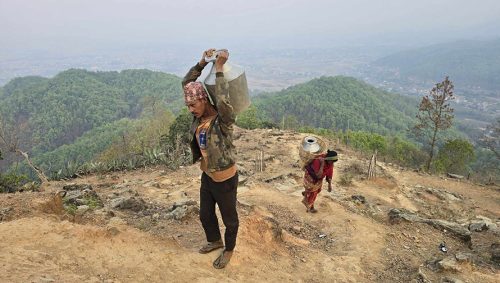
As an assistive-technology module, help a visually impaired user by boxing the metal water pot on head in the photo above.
[299,135,327,168]
[203,49,250,114]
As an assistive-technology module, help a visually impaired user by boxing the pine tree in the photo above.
[413,77,455,171]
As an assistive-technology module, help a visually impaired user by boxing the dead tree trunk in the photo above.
[367,150,377,179]
[1,116,49,184]
[16,149,49,183]
[255,149,264,173]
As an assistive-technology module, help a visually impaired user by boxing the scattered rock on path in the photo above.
[437,256,461,272]
[109,196,147,212]
[388,208,424,224]
[351,195,366,204]
[469,221,488,232]
[63,183,93,191]
[164,199,198,220]
[455,252,473,263]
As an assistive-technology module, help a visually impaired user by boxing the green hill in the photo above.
[373,39,500,90]
[0,69,184,175]
[31,118,138,177]
[0,69,183,154]
[252,76,418,135]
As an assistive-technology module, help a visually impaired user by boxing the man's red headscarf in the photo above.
[184,82,208,104]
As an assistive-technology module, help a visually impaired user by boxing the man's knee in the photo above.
[224,218,239,232]
[199,210,214,224]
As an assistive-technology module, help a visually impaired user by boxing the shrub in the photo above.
[346,161,365,175]
[434,139,475,174]
[338,173,353,186]
[0,172,28,193]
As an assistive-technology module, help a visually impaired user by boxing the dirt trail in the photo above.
[1,128,498,282]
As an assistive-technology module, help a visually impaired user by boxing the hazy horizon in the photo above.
[1,0,500,87]
[2,0,500,51]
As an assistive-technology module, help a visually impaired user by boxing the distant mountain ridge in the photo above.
[373,38,500,89]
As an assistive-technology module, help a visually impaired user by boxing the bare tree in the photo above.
[0,115,48,183]
[480,118,500,159]
[413,77,455,171]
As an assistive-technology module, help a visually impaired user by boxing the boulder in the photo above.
[424,219,471,242]
[424,187,462,202]
[64,188,100,206]
[163,199,198,220]
[169,200,197,211]
[167,205,198,220]
[455,252,473,263]
[388,209,471,242]
[168,205,188,220]
[109,196,147,212]
[469,221,488,232]
[388,208,424,224]
[470,216,498,232]
[437,256,461,272]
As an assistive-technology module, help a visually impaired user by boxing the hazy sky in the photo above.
[1,0,500,52]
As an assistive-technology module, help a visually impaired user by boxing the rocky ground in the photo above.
[0,128,499,283]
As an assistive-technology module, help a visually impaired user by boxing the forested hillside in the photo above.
[252,76,418,135]
[373,39,500,90]
[0,69,183,175]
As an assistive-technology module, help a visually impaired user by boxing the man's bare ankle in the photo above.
[223,250,233,260]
